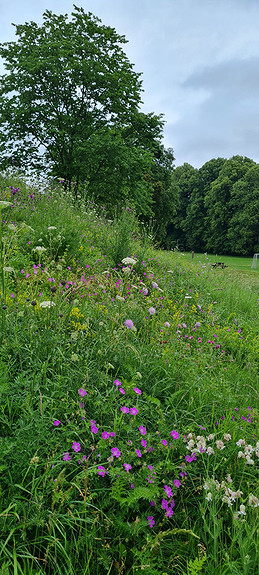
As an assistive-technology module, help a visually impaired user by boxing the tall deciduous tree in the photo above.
[227,165,259,255]
[184,157,226,252]
[204,155,255,253]
[0,6,164,215]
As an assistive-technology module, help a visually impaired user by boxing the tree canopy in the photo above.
[0,5,177,222]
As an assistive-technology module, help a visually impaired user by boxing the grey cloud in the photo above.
[183,57,259,97]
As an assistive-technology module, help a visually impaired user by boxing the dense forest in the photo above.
[166,155,259,256]
[0,7,258,256]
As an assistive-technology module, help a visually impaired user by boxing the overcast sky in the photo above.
[1,0,259,167]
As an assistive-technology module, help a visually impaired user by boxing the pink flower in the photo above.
[102,431,110,439]
[53,420,60,426]
[147,515,155,528]
[148,307,156,315]
[139,425,146,435]
[97,466,106,477]
[161,439,167,446]
[72,442,81,452]
[135,449,142,457]
[173,479,181,488]
[121,406,129,414]
[134,387,142,395]
[124,319,134,329]
[119,387,125,394]
[170,430,179,439]
[91,425,98,434]
[141,438,147,448]
[130,407,138,415]
[166,507,174,517]
[164,485,173,498]
[164,321,170,328]
[111,447,121,458]
[114,379,121,386]
[162,498,168,510]
[78,388,87,397]
[123,463,132,472]
[62,452,71,461]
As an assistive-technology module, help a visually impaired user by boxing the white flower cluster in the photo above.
[203,475,259,514]
[121,257,138,266]
[236,438,259,465]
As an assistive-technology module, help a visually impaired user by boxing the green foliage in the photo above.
[0,7,168,220]
[168,155,259,256]
[0,176,258,574]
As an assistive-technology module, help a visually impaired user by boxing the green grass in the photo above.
[0,177,258,575]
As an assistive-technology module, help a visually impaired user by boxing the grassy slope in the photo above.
[0,178,258,575]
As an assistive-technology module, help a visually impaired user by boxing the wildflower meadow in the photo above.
[0,175,258,575]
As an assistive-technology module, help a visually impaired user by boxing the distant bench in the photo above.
[212,262,228,269]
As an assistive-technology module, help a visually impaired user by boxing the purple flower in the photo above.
[147,515,155,528]
[123,463,132,472]
[130,407,138,415]
[170,430,179,439]
[134,387,142,395]
[162,498,168,510]
[173,479,181,488]
[91,425,98,434]
[114,379,121,386]
[185,453,197,463]
[139,425,146,435]
[97,466,106,477]
[119,387,125,394]
[166,507,174,518]
[53,420,60,426]
[72,442,81,452]
[111,447,121,458]
[121,406,129,414]
[62,452,71,461]
[161,439,167,446]
[135,449,142,458]
[124,319,134,329]
[164,321,170,328]
[102,431,110,439]
[148,307,156,315]
[78,388,87,397]
[141,438,147,448]
[149,501,155,506]
[164,485,173,498]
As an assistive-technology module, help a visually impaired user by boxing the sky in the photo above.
[0,0,259,168]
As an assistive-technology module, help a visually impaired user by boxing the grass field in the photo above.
[0,177,258,575]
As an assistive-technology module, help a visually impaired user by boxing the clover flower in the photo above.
[148,307,156,315]
[124,319,134,329]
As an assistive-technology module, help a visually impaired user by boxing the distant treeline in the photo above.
[163,155,259,256]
